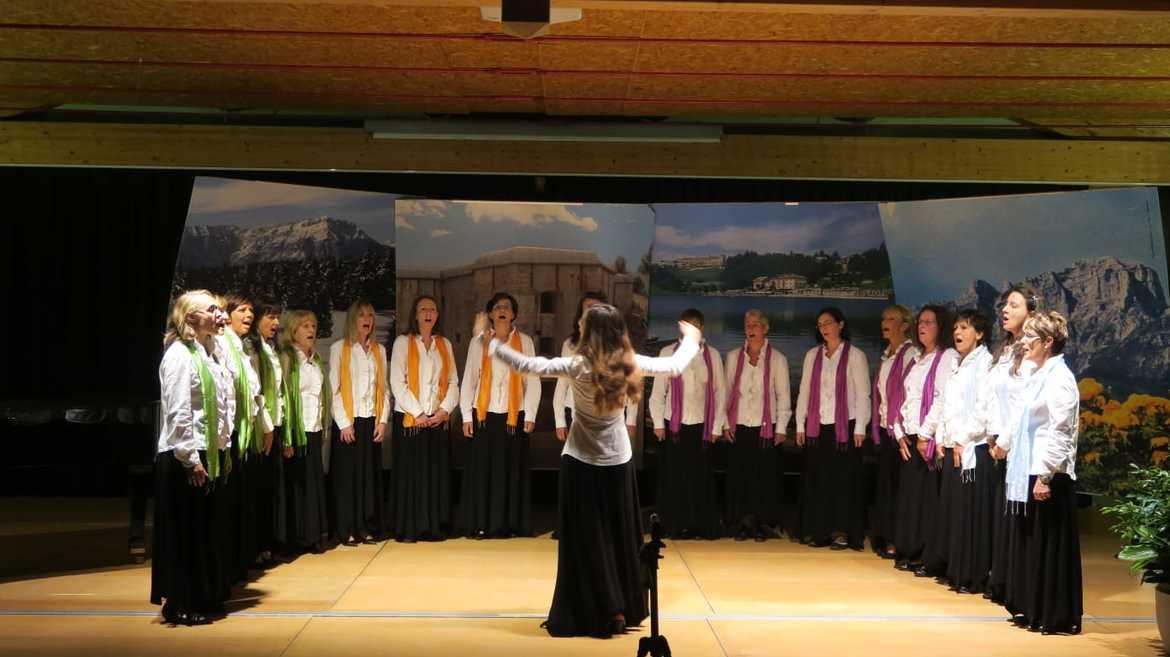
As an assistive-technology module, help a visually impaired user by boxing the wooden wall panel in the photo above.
[2,122,1167,184]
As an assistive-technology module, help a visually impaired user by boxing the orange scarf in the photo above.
[403,334,451,429]
[340,339,385,423]
[476,329,523,429]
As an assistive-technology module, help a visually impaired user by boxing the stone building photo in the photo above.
[394,200,655,468]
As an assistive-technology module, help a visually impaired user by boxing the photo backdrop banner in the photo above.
[646,201,894,398]
[879,187,1169,495]
[394,199,655,467]
[173,177,397,353]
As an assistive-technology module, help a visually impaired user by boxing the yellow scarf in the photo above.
[340,339,385,423]
[403,334,451,429]
[476,329,523,429]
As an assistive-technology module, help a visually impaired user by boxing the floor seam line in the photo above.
[276,615,313,657]
[326,538,390,612]
[671,541,718,616]
[706,617,732,657]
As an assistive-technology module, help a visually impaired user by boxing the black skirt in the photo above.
[726,424,778,536]
[461,411,531,537]
[219,433,252,584]
[285,430,329,549]
[654,423,720,539]
[893,435,929,562]
[545,455,647,638]
[987,456,1011,602]
[330,416,384,540]
[799,422,864,548]
[1002,473,1083,634]
[391,411,452,541]
[150,450,230,612]
[255,430,286,551]
[947,444,996,593]
[870,428,901,552]
[924,446,961,576]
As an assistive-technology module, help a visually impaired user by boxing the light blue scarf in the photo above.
[1005,355,1063,511]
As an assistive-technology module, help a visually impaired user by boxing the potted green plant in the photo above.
[1102,464,1170,643]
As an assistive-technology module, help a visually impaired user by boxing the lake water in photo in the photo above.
[647,294,890,391]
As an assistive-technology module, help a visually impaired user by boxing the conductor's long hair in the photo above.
[577,303,641,414]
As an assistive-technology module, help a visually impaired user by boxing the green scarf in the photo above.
[282,347,331,454]
[187,341,224,479]
[226,335,257,458]
[255,339,281,434]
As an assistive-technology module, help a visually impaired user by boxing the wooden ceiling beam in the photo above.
[1,120,1166,184]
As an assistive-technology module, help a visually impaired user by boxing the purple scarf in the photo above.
[870,341,912,445]
[907,350,945,462]
[805,341,852,446]
[669,341,717,443]
[726,342,773,444]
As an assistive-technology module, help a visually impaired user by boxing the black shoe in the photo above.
[473,529,487,540]
[396,536,416,544]
[734,530,748,542]
[809,538,831,548]
[161,601,180,624]
[361,536,379,545]
[678,528,692,540]
[184,611,211,626]
[754,529,767,543]
[913,566,933,578]
[550,530,559,540]
[894,560,915,571]
[829,537,848,551]
[341,537,359,547]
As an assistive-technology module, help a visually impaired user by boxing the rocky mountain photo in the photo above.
[947,256,1170,386]
[174,217,395,338]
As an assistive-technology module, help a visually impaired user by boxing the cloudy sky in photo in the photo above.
[186,177,397,245]
[650,202,886,262]
[395,199,654,270]
[880,187,1168,307]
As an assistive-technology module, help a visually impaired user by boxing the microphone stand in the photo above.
[637,513,670,657]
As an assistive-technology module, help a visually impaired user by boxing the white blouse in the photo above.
[249,338,284,431]
[723,343,792,434]
[876,341,919,429]
[897,347,959,440]
[292,348,328,434]
[216,331,267,433]
[552,337,638,429]
[459,329,541,422]
[1019,354,1079,479]
[490,335,700,466]
[936,345,992,449]
[795,343,871,434]
[389,334,460,418]
[329,338,391,429]
[976,343,1035,452]
[648,342,727,437]
[157,339,233,468]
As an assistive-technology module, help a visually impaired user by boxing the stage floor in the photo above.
[0,498,1159,657]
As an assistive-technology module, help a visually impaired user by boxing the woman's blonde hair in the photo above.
[280,309,318,352]
[163,289,217,348]
[343,299,376,344]
[882,304,913,331]
[744,308,770,332]
[577,303,641,414]
[1011,311,1069,375]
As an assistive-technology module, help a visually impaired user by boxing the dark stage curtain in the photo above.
[1,169,194,404]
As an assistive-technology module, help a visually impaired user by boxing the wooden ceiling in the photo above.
[2,1,1170,137]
